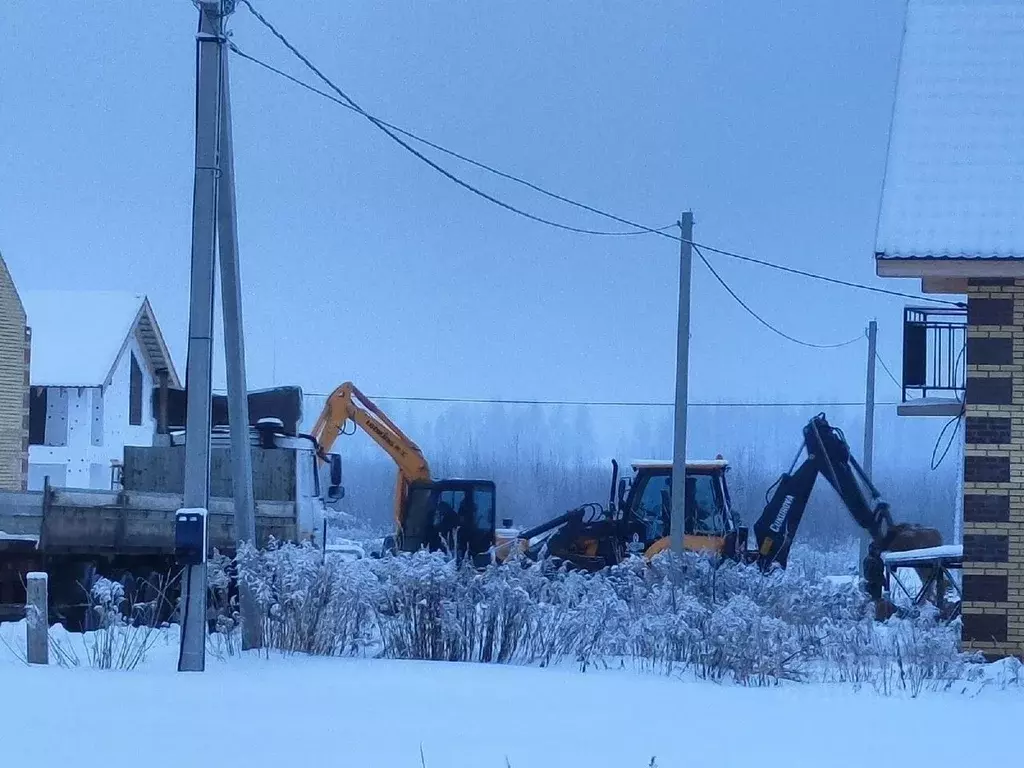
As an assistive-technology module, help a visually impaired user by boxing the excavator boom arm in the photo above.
[310,382,431,527]
[753,413,893,568]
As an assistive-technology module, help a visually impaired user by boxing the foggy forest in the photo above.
[314,394,963,547]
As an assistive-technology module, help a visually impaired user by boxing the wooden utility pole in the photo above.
[671,212,694,554]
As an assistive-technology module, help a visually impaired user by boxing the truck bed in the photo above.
[0,487,296,555]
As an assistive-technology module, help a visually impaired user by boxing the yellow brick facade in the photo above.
[962,279,1024,658]
[0,253,29,491]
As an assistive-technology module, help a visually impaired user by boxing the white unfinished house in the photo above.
[22,291,180,490]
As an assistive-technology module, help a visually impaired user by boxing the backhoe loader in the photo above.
[309,382,503,563]
[519,413,942,596]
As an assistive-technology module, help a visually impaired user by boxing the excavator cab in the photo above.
[396,479,497,565]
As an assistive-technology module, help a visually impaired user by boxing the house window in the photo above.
[28,388,47,446]
[129,353,143,426]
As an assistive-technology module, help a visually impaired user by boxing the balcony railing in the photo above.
[901,305,967,409]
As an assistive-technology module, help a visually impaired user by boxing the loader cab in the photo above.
[619,459,736,556]
[398,479,497,565]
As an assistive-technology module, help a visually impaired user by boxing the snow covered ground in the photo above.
[2,622,1023,768]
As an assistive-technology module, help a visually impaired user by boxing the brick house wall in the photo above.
[0,255,30,491]
[962,278,1024,658]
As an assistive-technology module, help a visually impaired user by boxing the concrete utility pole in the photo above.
[215,8,260,652]
[26,572,48,665]
[859,320,878,575]
[671,212,694,555]
[179,0,230,673]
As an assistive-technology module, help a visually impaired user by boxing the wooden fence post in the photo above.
[26,572,48,665]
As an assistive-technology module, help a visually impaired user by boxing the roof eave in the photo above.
[138,298,182,389]
[877,255,1024,280]
[98,297,181,390]
[30,382,105,390]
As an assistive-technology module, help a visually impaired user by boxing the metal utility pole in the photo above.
[671,212,694,555]
[859,320,878,576]
[179,0,230,673]
[216,10,260,652]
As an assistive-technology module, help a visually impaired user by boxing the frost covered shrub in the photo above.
[239,540,378,656]
[373,552,531,663]
[236,542,971,689]
[608,553,868,684]
[368,552,635,668]
[44,577,163,670]
[785,540,859,582]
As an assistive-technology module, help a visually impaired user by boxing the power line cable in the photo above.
[930,406,965,470]
[230,33,961,311]
[249,390,898,408]
[690,242,964,308]
[692,243,863,349]
[228,44,678,237]
[874,351,902,391]
[235,3,655,237]
[232,15,895,351]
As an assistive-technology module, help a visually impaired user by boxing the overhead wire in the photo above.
[230,26,958,313]
[234,3,654,237]
[874,352,902,391]
[233,0,966,361]
[227,39,894,350]
[931,407,965,470]
[690,242,964,309]
[270,391,900,408]
[227,45,678,237]
[692,243,863,349]
[930,342,967,470]
[210,388,897,408]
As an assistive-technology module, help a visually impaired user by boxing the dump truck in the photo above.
[0,417,345,626]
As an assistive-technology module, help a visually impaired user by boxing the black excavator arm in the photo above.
[752,413,894,570]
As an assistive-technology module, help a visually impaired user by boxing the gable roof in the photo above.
[875,0,1024,259]
[21,290,181,389]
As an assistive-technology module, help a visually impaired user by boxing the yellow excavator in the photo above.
[309,382,502,563]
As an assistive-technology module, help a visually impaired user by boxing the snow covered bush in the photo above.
[238,540,379,657]
[234,542,973,690]
[43,577,163,670]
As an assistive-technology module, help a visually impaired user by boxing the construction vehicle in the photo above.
[309,382,501,563]
[0,410,346,627]
[515,457,743,570]
[518,413,938,586]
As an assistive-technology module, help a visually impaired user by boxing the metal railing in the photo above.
[902,306,967,403]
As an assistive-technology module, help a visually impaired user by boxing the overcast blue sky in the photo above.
[1,0,923,404]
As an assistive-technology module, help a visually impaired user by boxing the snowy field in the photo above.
[2,621,1024,768]
[3,541,1024,768]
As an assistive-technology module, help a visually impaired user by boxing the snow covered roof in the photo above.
[875,0,1024,259]
[21,290,180,389]
[881,544,963,564]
